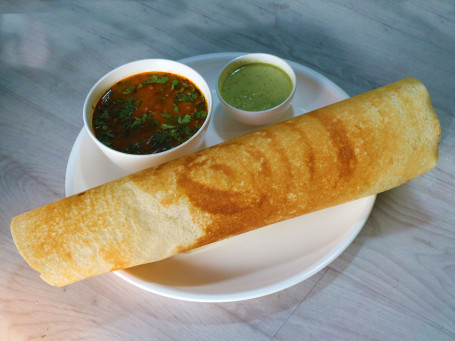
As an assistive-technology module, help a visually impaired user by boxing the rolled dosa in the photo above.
[10,78,440,287]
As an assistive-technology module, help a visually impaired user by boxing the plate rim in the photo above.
[115,196,375,303]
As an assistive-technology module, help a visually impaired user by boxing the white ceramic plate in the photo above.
[66,52,376,302]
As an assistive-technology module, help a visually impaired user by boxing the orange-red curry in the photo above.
[92,72,208,154]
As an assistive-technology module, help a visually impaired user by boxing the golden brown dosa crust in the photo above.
[10,78,440,286]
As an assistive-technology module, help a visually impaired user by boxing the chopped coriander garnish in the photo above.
[92,71,208,155]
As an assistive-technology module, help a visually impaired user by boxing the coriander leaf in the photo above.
[124,141,144,154]
[177,114,191,125]
[143,76,169,84]
[100,109,109,119]
[99,130,114,146]
[161,123,175,129]
[131,117,142,129]
[175,92,197,102]
[161,112,172,119]
[122,86,135,94]
[196,98,206,110]
[152,130,169,144]
[194,111,207,119]
[93,108,110,127]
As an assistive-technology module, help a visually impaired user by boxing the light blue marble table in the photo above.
[1,1,454,340]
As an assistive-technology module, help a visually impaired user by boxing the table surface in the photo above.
[1,1,454,340]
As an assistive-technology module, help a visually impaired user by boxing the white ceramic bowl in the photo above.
[216,53,296,125]
[83,59,213,173]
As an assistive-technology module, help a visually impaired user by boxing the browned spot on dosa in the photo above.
[315,115,357,183]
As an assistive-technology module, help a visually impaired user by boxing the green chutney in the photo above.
[221,62,293,112]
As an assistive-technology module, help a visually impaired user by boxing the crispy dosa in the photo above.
[10,78,440,287]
